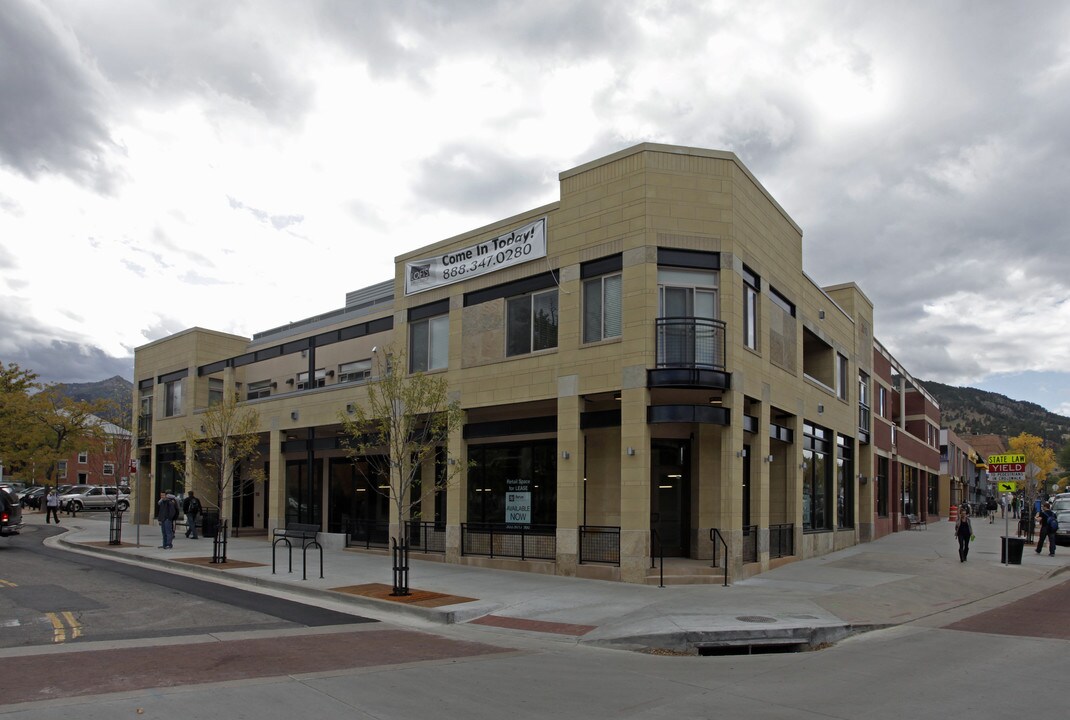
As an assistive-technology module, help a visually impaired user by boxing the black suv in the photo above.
[1,487,23,536]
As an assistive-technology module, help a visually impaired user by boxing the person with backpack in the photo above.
[157,489,179,549]
[182,490,202,539]
[1035,502,1058,557]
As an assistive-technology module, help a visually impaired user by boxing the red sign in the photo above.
[988,463,1025,474]
[129,460,138,474]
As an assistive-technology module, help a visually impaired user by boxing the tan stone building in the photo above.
[133,143,941,584]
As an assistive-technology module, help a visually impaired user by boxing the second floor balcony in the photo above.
[655,317,726,371]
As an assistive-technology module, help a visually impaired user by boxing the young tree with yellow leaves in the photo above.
[1008,432,1057,510]
[175,390,264,533]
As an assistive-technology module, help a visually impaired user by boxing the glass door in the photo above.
[650,440,691,557]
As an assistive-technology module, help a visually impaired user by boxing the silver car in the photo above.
[61,485,130,512]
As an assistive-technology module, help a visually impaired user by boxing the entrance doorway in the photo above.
[650,439,691,557]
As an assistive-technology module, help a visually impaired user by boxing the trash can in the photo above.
[1001,536,1026,565]
[201,510,220,539]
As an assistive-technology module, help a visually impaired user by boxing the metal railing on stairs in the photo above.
[709,528,729,587]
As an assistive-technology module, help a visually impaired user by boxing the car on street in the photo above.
[1054,510,1070,547]
[1050,497,1070,514]
[0,487,23,536]
[60,485,130,512]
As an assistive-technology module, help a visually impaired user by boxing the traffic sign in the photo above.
[988,462,1025,474]
[997,482,1019,492]
[987,453,1025,465]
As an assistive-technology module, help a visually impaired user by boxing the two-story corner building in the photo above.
[133,142,940,584]
[940,429,985,516]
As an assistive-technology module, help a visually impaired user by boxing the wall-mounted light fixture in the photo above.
[817,403,825,414]
[561,450,570,459]
[449,458,456,465]
[858,473,868,485]
[286,378,295,385]
[345,403,355,414]
[627,447,635,456]
[709,396,723,405]
[301,349,308,358]
[290,411,299,421]
[765,454,774,463]
[736,450,744,458]
[200,424,206,433]
[819,310,826,319]
[326,370,335,378]
[270,381,277,389]
[799,462,806,469]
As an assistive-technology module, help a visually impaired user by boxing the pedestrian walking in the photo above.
[157,490,179,549]
[1035,502,1057,557]
[955,511,973,562]
[45,487,60,524]
[986,497,997,523]
[182,490,201,539]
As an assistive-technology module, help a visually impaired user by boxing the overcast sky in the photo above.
[2,0,1069,415]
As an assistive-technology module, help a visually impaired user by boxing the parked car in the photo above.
[19,486,46,509]
[60,485,130,512]
[1050,497,1070,514]
[0,488,23,536]
[1054,510,1070,547]
[57,485,92,511]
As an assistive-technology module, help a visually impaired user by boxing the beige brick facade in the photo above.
[134,143,941,584]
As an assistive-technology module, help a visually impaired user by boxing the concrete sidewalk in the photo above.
[42,511,1069,653]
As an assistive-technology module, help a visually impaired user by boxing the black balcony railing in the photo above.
[461,523,556,560]
[579,525,620,565]
[655,317,726,370]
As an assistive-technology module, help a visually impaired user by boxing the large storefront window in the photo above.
[901,465,919,516]
[837,434,854,529]
[286,460,322,526]
[327,457,388,533]
[876,456,889,517]
[802,422,832,531]
[927,471,938,515]
[467,441,556,526]
[155,443,185,498]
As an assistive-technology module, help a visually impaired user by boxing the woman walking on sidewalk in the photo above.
[956,511,974,562]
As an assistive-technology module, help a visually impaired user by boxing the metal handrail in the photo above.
[709,528,728,587]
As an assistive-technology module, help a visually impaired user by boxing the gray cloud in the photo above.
[413,144,550,215]
[227,196,305,231]
[0,0,122,192]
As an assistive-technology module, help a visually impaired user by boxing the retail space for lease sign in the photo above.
[404,217,547,295]
[505,478,532,529]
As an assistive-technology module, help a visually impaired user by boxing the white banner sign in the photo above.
[404,217,547,295]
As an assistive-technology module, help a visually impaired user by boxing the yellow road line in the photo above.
[46,612,65,643]
[61,611,82,639]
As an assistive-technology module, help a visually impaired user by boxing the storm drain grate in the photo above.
[698,641,808,656]
[735,615,777,623]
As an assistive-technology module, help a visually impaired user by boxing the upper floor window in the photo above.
[858,371,871,433]
[742,266,760,350]
[506,289,558,356]
[583,273,621,343]
[57,460,67,479]
[338,360,372,384]
[247,380,272,400]
[208,377,224,407]
[658,268,717,319]
[836,354,849,401]
[410,314,449,372]
[78,450,88,464]
[877,386,888,418]
[297,369,326,390]
[164,379,183,417]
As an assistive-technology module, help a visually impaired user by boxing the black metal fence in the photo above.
[770,523,794,559]
[579,525,620,565]
[461,523,556,560]
[742,524,758,563]
[405,521,446,554]
[346,519,390,549]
